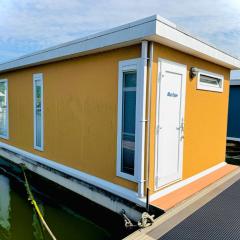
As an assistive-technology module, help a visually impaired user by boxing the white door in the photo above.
[155,59,187,190]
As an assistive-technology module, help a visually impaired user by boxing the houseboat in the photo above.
[228,79,240,142]
[0,15,239,222]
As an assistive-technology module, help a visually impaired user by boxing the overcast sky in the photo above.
[0,0,240,77]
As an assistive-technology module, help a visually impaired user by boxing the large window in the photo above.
[117,59,140,181]
[33,74,43,151]
[197,70,224,92]
[0,80,8,139]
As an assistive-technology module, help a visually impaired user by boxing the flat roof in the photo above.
[1,14,240,73]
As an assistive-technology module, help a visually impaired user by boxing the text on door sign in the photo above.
[167,92,178,97]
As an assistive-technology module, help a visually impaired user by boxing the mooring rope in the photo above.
[21,165,58,240]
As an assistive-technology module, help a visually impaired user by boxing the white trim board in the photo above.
[0,141,145,207]
[0,15,240,73]
[153,21,240,70]
[150,162,226,202]
[227,137,240,142]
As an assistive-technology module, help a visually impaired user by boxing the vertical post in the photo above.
[145,42,153,210]
[137,41,148,198]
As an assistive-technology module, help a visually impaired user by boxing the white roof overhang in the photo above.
[0,15,240,73]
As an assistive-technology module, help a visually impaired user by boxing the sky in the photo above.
[0,0,240,77]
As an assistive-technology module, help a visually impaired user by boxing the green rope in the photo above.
[20,164,58,240]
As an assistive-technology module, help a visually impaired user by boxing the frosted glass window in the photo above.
[197,70,224,93]
[200,74,222,88]
[0,81,8,138]
[33,75,43,150]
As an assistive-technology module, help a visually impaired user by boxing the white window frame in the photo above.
[0,79,9,139]
[197,69,224,93]
[33,73,44,151]
[116,59,141,182]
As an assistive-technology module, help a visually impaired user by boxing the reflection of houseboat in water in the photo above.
[0,175,11,237]
[0,171,50,240]
[0,160,121,240]
[0,172,50,240]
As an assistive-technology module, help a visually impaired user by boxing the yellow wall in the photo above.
[0,45,141,191]
[148,43,230,193]
[0,42,231,194]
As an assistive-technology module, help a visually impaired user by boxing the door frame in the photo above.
[154,58,187,191]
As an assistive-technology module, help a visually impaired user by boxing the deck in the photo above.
[151,164,238,211]
[125,164,240,240]
[158,178,240,239]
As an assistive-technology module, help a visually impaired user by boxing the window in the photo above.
[33,74,43,151]
[121,71,137,176]
[117,59,140,181]
[197,70,224,92]
[0,79,8,139]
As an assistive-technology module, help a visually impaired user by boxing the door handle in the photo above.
[156,125,163,134]
[176,125,183,131]
[177,118,184,140]
[176,118,184,131]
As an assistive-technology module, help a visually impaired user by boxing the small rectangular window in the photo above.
[197,70,224,92]
[0,79,8,139]
[117,59,140,182]
[33,74,43,151]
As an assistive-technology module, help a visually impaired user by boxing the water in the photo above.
[0,158,127,240]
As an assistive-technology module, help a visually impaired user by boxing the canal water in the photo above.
[0,157,129,240]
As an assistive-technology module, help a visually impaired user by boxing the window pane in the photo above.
[34,79,43,149]
[35,84,42,109]
[123,72,136,88]
[121,71,136,176]
[200,74,221,87]
[0,82,7,137]
[122,134,135,175]
[35,108,42,148]
[123,91,136,134]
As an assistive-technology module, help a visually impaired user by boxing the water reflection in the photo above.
[0,172,111,240]
[0,175,11,230]
[0,175,11,239]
